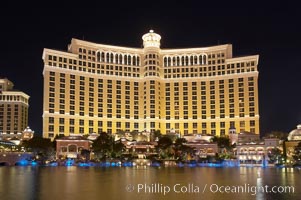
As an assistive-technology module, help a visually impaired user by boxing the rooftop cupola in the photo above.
[142,30,161,49]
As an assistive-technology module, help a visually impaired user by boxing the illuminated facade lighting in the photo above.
[42,30,259,138]
[0,78,30,135]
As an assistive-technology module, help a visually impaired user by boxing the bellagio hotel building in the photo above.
[42,30,259,139]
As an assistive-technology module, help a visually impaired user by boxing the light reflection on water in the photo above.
[0,167,300,200]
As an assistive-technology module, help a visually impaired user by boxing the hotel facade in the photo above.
[0,78,30,135]
[42,30,259,139]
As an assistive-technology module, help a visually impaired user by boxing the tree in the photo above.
[112,140,125,158]
[211,136,231,149]
[265,131,288,140]
[174,138,186,157]
[91,132,126,159]
[149,130,162,142]
[174,138,187,149]
[173,138,193,161]
[157,136,174,159]
[22,136,54,162]
[130,131,139,141]
[92,132,113,160]
[52,134,65,150]
[80,149,91,161]
[157,136,173,150]
[210,136,234,160]
[268,147,283,164]
[153,130,161,138]
[117,129,126,135]
[293,142,301,163]
[23,136,53,152]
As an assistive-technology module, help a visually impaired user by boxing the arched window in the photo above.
[194,56,198,65]
[97,52,101,62]
[128,55,131,65]
[181,56,185,66]
[110,53,114,63]
[172,57,176,66]
[176,57,180,66]
[137,56,140,66]
[119,54,122,64]
[101,52,105,62]
[199,55,203,65]
[106,53,110,63]
[203,55,207,65]
[164,57,167,67]
[190,55,194,65]
[115,54,119,64]
[124,55,128,65]
[167,57,171,67]
[133,56,136,66]
[185,56,189,66]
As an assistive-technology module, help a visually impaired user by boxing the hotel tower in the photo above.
[42,30,259,139]
[0,78,30,135]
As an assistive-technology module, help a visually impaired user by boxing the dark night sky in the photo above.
[1,1,301,136]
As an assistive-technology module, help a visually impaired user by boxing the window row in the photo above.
[163,54,208,67]
[96,52,140,66]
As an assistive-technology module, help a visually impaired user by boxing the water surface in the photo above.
[0,167,300,200]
